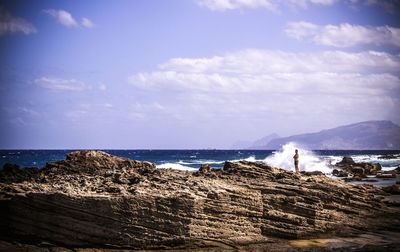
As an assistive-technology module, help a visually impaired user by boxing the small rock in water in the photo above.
[337,156,356,165]
[199,164,212,173]
[332,156,382,177]
[332,169,348,177]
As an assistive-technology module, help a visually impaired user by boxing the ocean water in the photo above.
[1,143,399,174]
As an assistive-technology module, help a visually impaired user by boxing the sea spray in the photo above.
[264,142,331,173]
[156,163,197,171]
[244,156,257,162]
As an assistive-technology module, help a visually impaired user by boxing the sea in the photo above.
[1,143,399,175]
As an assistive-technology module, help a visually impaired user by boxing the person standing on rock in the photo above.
[293,149,299,173]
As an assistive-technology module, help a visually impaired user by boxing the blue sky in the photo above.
[0,0,399,149]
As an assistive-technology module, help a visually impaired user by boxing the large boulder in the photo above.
[0,151,399,250]
[198,163,212,173]
[336,156,356,165]
[43,150,156,176]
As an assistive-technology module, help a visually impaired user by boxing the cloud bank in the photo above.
[285,22,400,48]
[130,50,400,93]
[128,49,400,131]
[196,0,278,11]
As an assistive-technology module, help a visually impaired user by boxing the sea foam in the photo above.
[156,163,197,171]
[264,142,331,173]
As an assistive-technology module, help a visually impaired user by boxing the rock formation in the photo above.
[0,151,399,250]
[332,156,382,177]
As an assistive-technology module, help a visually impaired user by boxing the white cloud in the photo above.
[285,0,338,9]
[310,0,337,5]
[196,0,400,12]
[43,9,95,29]
[129,49,400,95]
[128,49,400,132]
[196,0,337,11]
[144,49,400,76]
[196,0,277,11]
[284,21,319,40]
[0,7,37,35]
[43,9,78,27]
[131,70,398,95]
[81,17,94,28]
[34,77,90,91]
[285,22,400,48]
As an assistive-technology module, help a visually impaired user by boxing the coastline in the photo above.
[1,150,400,251]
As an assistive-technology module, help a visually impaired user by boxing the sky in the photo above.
[0,0,399,149]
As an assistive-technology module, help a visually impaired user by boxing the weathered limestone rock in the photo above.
[0,151,399,250]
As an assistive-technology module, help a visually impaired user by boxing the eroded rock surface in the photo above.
[0,151,399,250]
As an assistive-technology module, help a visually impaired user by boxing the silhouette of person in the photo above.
[293,149,299,173]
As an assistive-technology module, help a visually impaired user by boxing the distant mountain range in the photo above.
[233,120,400,150]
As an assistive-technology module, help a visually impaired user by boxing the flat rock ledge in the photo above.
[0,150,399,251]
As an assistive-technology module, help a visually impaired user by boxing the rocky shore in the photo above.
[1,151,400,251]
[331,156,400,189]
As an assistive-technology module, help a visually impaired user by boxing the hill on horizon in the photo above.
[253,120,400,150]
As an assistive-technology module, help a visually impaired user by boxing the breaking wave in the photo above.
[150,144,398,173]
[264,142,331,173]
[156,163,197,171]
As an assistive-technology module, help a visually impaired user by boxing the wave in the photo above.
[156,163,197,171]
[263,142,331,173]
[323,154,400,169]
[243,156,257,162]
[227,155,258,163]
[177,160,225,165]
[153,145,399,173]
[381,166,400,171]
[352,155,381,163]
[322,155,343,165]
